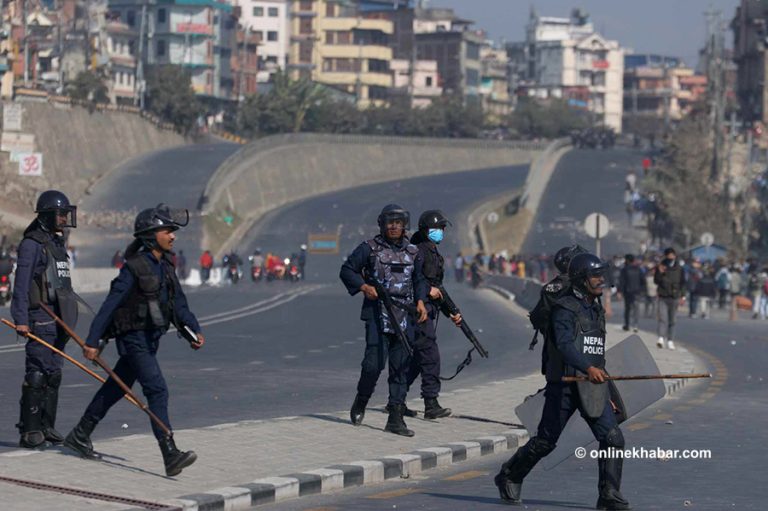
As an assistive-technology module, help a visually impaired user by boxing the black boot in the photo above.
[384,404,415,437]
[385,403,418,417]
[423,397,451,419]
[159,436,197,477]
[350,394,369,426]
[64,416,102,460]
[42,372,64,444]
[494,437,555,505]
[596,457,631,510]
[18,373,47,449]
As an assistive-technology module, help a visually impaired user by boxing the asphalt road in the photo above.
[71,142,239,267]
[0,160,537,452]
[265,147,767,510]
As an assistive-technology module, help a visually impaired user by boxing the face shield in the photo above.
[153,204,189,229]
[39,205,77,230]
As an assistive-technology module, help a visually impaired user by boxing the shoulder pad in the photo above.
[405,243,419,255]
[545,281,563,294]
[124,254,153,276]
[23,230,48,244]
[554,293,581,313]
[365,239,382,252]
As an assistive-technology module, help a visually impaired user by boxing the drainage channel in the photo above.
[0,475,180,510]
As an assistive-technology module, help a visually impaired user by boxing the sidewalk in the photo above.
[0,289,708,511]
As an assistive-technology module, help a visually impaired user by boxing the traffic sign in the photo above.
[700,232,714,247]
[584,213,610,239]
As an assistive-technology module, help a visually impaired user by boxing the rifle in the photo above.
[436,285,489,358]
[368,280,413,357]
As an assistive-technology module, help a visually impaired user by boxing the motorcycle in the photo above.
[251,265,263,282]
[0,274,10,306]
[228,264,241,284]
[267,260,287,282]
[288,263,300,283]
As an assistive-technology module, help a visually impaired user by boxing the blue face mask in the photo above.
[427,228,444,244]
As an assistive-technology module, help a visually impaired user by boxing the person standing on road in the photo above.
[654,247,685,350]
[340,204,428,437]
[454,252,464,282]
[715,264,731,310]
[64,204,204,477]
[618,254,645,332]
[298,244,307,280]
[11,190,80,448]
[405,210,463,420]
[199,250,213,283]
[494,253,631,510]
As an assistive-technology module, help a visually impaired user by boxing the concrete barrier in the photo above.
[201,133,547,256]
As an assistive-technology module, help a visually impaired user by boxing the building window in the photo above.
[157,8,166,23]
[267,31,278,41]
[325,3,335,17]
[156,39,166,57]
[253,6,264,16]
[268,7,278,17]
[325,32,333,44]
[300,1,313,11]
[466,68,479,86]
[299,18,312,35]
[368,59,388,73]
[466,42,480,60]
[338,31,351,44]
[425,76,433,87]
[299,41,312,62]
[127,10,135,26]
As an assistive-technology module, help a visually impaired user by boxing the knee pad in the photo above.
[604,426,625,449]
[530,436,556,457]
[46,372,62,389]
[24,371,47,389]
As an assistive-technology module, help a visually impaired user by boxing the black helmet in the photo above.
[133,204,189,239]
[554,244,588,274]
[35,190,76,229]
[418,210,452,232]
[377,204,410,234]
[568,253,609,286]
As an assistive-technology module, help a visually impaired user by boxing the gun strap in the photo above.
[439,347,475,381]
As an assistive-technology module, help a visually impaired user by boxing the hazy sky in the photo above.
[431,0,739,66]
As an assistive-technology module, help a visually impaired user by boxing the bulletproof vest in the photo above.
[530,274,570,371]
[25,228,78,327]
[108,251,178,337]
[416,240,444,288]
[544,292,606,383]
[366,235,418,334]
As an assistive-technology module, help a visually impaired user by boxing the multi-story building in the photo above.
[108,0,237,100]
[231,28,260,97]
[104,21,139,103]
[623,56,707,130]
[732,0,768,124]
[288,0,394,107]
[524,8,624,132]
[480,45,511,121]
[390,58,441,107]
[237,0,289,82]
[414,7,483,104]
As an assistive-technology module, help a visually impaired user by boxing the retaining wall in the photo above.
[201,133,547,255]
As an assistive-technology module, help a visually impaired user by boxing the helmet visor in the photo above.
[154,205,189,228]
[381,211,410,231]
[43,205,77,229]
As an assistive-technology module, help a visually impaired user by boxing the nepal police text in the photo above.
[582,336,604,355]
[56,261,71,278]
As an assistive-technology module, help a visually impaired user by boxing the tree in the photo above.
[146,65,203,134]
[67,71,109,106]
[509,97,589,138]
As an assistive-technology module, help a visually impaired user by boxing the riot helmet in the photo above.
[133,204,189,250]
[554,244,588,274]
[418,210,452,232]
[35,190,76,230]
[568,253,609,294]
[377,204,410,237]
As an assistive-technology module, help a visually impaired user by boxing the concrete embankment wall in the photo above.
[0,101,186,223]
[202,133,547,255]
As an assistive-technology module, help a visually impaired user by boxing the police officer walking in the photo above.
[340,204,428,437]
[64,205,204,477]
[12,190,79,448]
[406,210,462,419]
[495,253,631,510]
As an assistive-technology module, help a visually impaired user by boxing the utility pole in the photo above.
[135,0,147,108]
[704,8,726,183]
[238,24,250,102]
[22,0,28,86]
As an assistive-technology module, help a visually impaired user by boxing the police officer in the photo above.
[64,204,204,477]
[340,204,428,437]
[406,210,462,419]
[12,190,79,448]
[495,253,631,510]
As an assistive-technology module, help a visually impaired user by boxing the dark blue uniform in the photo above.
[80,250,200,440]
[340,239,427,406]
[11,232,68,375]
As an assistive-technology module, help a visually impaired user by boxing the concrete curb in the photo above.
[164,430,527,510]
